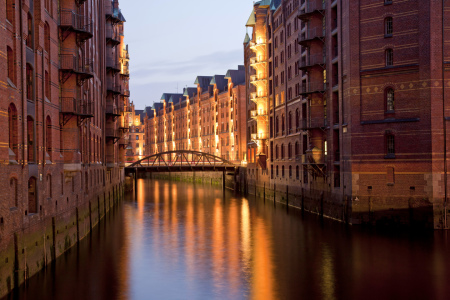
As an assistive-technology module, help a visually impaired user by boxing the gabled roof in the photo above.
[259,0,271,7]
[160,93,182,103]
[168,93,183,104]
[225,66,245,85]
[244,33,251,44]
[270,0,281,10]
[194,76,213,90]
[245,9,256,27]
[183,87,197,98]
[210,75,227,92]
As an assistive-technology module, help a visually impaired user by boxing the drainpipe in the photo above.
[443,0,448,229]
[19,0,26,168]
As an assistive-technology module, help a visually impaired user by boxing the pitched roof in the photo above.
[183,87,197,98]
[194,76,213,90]
[225,66,245,85]
[245,9,256,27]
[244,33,251,44]
[210,75,227,92]
[270,0,282,10]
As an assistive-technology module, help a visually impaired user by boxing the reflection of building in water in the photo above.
[126,101,146,163]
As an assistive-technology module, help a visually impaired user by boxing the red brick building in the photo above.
[144,67,247,165]
[125,101,145,163]
[0,0,130,294]
[245,0,450,228]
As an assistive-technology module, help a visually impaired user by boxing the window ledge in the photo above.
[384,154,396,159]
[384,34,393,38]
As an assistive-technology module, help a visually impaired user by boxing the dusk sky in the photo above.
[119,0,254,110]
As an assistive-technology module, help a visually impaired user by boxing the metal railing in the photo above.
[298,27,326,43]
[301,81,327,94]
[250,56,267,64]
[251,132,268,140]
[60,9,93,35]
[106,28,120,42]
[60,54,93,74]
[299,0,327,17]
[299,53,326,69]
[105,128,120,138]
[106,104,119,115]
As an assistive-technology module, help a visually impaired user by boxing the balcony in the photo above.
[107,82,121,95]
[249,39,267,50]
[250,56,267,66]
[105,2,122,23]
[251,132,268,141]
[250,110,268,119]
[298,28,326,46]
[299,53,326,70]
[300,81,327,95]
[123,89,130,97]
[106,28,120,46]
[106,104,121,116]
[250,75,268,85]
[60,97,94,118]
[60,54,94,82]
[121,65,130,77]
[250,92,268,103]
[59,9,93,42]
[105,128,120,139]
[303,117,328,129]
[106,58,121,73]
[298,0,327,20]
[119,136,129,146]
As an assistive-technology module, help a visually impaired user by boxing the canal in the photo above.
[6,178,450,300]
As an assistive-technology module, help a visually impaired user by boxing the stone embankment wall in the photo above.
[0,183,124,298]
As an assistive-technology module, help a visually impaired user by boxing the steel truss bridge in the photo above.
[125,150,239,174]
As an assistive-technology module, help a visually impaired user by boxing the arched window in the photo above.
[45,71,50,99]
[44,22,50,53]
[10,178,18,207]
[386,88,395,111]
[26,64,33,100]
[289,165,292,178]
[385,49,393,66]
[282,114,285,134]
[295,142,300,157]
[28,177,37,214]
[7,46,14,84]
[288,143,292,158]
[8,103,17,154]
[386,131,395,157]
[276,145,279,159]
[276,165,279,177]
[27,116,35,163]
[281,144,285,159]
[282,165,285,177]
[46,116,52,161]
[296,166,300,179]
[385,17,393,36]
[295,108,300,130]
[26,13,33,48]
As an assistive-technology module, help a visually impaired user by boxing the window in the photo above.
[295,109,300,130]
[282,165,285,177]
[281,114,285,133]
[288,143,292,158]
[136,143,139,148]
[295,142,300,157]
[289,166,292,178]
[386,132,395,158]
[385,17,393,36]
[10,178,18,207]
[385,49,393,66]
[45,71,50,99]
[46,116,52,161]
[8,103,17,154]
[7,46,14,84]
[6,0,13,23]
[276,165,279,177]
[296,166,300,179]
[44,22,50,53]
[27,116,35,163]
[136,135,139,140]
[47,174,52,198]
[276,116,279,134]
[281,144,285,159]
[26,13,33,48]
[386,88,394,111]
[26,64,33,100]
[28,177,37,214]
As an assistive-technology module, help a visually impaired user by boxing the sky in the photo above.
[119,0,254,111]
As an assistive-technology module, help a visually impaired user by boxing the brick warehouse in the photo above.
[144,67,247,166]
[245,0,450,229]
[0,0,130,295]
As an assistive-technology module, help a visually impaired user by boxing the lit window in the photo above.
[386,88,394,111]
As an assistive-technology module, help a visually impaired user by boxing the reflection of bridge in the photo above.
[124,150,240,193]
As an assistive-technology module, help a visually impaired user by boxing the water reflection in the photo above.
[7,179,450,300]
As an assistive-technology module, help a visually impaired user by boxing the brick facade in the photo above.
[245,0,450,229]
[0,0,130,295]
